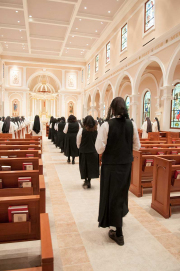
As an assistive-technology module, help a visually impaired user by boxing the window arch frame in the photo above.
[170,82,180,129]
[142,90,151,124]
[125,95,130,116]
[144,0,155,33]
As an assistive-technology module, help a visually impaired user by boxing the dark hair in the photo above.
[131,118,134,122]
[106,97,129,121]
[33,115,40,134]
[61,117,65,123]
[2,116,10,133]
[83,115,97,131]
[146,117,152,133]
[155,117,160,131]
[2,117,5,122]
[68,115,77,123]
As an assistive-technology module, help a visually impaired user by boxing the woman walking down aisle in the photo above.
[95,97,141,246]
[141,117,152,139]
[63,115,81,164]
[2,116,18,138]
[152,117,160,132]
[31,115,42,136]
[77,116,99,189]
[57,117,66,153]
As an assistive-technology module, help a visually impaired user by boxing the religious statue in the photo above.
[13,100,18,111]
[69,102,74,114]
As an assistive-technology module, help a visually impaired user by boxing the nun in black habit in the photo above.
[95,97,141,246]
[48,116,53,140]
[57,117,66,152]
[63,115,80,164]
[77,115,99,189]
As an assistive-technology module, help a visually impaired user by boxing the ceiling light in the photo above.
[86,44,88,45]
[72,36,74,37]
[29,15,32,18]
[101,22,103,24]
[19,30,22,32]
[1,35,3,37]
[67,48,69,49]
[21,37,23,38]
[23,48,25,49]
[79,19,82,21]
[84,7,87,9]
[76,28,78,30]
[70,42,71,43]
[4,42,6,44]
[16,10,18,13]
[108,11,111,13]
[18,21,20,23]
[95,30,98,32]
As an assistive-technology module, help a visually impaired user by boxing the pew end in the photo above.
[39,175,46,213]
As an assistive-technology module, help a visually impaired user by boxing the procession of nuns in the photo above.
[47,97,160,246]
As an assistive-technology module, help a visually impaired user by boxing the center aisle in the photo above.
[43,135,180,271]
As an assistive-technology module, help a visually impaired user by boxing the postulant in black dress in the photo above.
[79,129,99,179]
[48,123,52,140]
[98,118,133,228]
[64,122,79,158]
[57,122,66,150]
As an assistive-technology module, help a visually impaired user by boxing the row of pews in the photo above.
[131,131,180,219]
[0,136,54,271]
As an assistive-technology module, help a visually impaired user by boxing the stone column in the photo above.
[61,94,65,117]
[100,103,104,118]
[91,105,95,117]
[23,67,26,87]
[53,99,56,117]
[61,70,65,91]
[130,94,139,124]
[161,85,173,131]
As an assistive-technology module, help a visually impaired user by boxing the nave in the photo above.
[1,133,179,271]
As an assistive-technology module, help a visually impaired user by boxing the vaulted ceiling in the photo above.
[0,0,128,61]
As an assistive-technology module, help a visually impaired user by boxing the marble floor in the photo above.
[0,135,180,270]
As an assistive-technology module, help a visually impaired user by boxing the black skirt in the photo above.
[98,163,132,228]
[64,133,79,157]
[57,131,65,150]
[79,152,99,179]
[48,128,52,140]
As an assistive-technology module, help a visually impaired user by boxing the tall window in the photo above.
[121,23,127,51]
[95,54,99,73]
[171,83,180,129]
[143,91,151,122]
[145,0,155,32]
[87,63,90,79]
[125,96,130,114]
[106,41,110,64]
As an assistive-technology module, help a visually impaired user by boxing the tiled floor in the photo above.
[0,135,180,271]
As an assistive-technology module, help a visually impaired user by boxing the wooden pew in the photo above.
[46,123,49,137]
[0,145,41,151]
[141,144,180,148]
[0,170,45,213]
[7,213,53,271]
[148,132,160,141]
[0,157,43,174]
[0,150,41,159]
[0,134,12,139]
[0,141,40,145]
[130,148,180,197]
[25,134,42,140]
[0,138,40,142]
[0,195,40,242]
[151,155,180,218]
[140,140,166,144]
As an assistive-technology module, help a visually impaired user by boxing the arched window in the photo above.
[125,96,130,114]
[143,91,151,122]
[170,83,180,129]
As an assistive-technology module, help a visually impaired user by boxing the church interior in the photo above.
[0,0,180,270]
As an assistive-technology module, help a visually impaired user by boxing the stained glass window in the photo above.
[145,0,155,32]
[125,96,130,113]
[171,83,180,129]
[143,91,151,123]
[106,42,110,64]
[95,54,99,73]
[88,63,90,79]
[103,103,106,118]
[121,23,127,51]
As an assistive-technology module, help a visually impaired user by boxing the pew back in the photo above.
[0,150,41,158]
[0,145,41,151]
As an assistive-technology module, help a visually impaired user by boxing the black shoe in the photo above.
[87,179,91,188]
[61,150,63,153]
[108,230,124,246]
[72,160,75,164]
[67,159,71,163]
